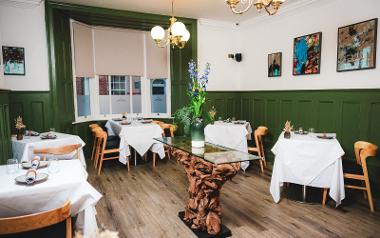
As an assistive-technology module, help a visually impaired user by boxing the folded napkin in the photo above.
[26,169,37,184]
[31,156,41,169]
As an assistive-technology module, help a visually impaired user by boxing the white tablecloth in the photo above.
[11,132,86,167]
[105,120,165,164]
[270,132,345,206]
[204,121,252,171]
[0,160,102,237]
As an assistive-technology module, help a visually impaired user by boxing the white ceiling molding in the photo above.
[0,0,43,9]
[239,0,338,28]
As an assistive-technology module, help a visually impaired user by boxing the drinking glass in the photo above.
[309,128,315,133]
[218,116,222,121]
[48,158,60,174]
[232,117,236,121]
[49,128,55,132]
[7,159,18,174]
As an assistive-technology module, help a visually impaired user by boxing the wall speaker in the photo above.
[235,53,242,62]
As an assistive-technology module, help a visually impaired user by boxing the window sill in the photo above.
[72,115,173,124]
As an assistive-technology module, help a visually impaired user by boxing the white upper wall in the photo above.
[198,20,242,91]
[0,2,49,91]
[200,0,380,91]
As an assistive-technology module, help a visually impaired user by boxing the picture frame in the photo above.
[2,46,26,75]
[268,52,282,77]
[293,32,322,76]
[337,18,378,72]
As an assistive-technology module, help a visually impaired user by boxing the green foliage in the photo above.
[173,106,193,136]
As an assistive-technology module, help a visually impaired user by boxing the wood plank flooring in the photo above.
[88,158,380,238]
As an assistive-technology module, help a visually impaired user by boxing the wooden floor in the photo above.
[88,158,380,238]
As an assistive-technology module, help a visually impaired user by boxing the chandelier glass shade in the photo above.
[150,0,190,49]
[225,0,286,15]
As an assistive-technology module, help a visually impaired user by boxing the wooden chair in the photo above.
[34,144,82,160]
[95,128,127,176]
[152,123,177,167]
[90,126,103,163]
[248,126,268,174]
[322,141,378,211]
[89,124,100,162]
[0,201,72,237]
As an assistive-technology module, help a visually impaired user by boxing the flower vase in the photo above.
[191,119,205,148]
[16,129,24,140]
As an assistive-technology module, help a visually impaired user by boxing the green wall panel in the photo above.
[0,90,11,164]
[208,89,380,196]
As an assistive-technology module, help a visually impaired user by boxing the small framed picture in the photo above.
[2,46,25,75]
[268,52,282,77]
[293,32,322,76]
[337,18,377,72]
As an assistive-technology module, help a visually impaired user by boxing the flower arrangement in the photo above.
[188,59,211,118]
[15,116,26,130]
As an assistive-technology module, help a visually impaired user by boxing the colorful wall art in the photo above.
[268,52,282,77]
[2,46,25,75]
[337,18,377,72]
[293,32,322,76]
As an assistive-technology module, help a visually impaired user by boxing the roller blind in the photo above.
[94,27,144,76]
[145,32,168,79]
[72,22,94,77]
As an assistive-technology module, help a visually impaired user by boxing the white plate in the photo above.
[21,161,49,169]
[15,173,49,184]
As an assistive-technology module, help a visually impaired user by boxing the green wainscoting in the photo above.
[208,89,380,196]
[0,90,11,164]
[9,91,52,134]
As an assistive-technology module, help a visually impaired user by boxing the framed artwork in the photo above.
[293,32,322,76]
[268,52,282,77]
[337,18,378,72]
[2,46,25,75]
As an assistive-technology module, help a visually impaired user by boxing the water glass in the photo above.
[218,116,222,121]
[49,128,55,132]
[48,158,60,174]
[7,159,18,174]
[232,117,236,121]
[309,127,315,133]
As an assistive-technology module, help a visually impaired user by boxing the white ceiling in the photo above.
[52,0,309,22]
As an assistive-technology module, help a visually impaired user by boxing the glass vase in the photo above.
[191,118,205,148]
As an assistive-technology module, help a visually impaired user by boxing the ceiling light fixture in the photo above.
[151,0,190,49]
[225,0,286,15]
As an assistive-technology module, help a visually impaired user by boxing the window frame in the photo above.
[70,19,171,123]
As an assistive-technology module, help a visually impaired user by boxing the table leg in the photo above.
[171,149,240,236]
[302,185,307,202]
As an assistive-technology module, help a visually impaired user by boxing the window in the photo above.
[71,20,170,121]
[75,77,91,117]
[151,79,167,114]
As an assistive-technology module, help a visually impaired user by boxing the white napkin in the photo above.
[31,156,41,169]
[26,169,37,184]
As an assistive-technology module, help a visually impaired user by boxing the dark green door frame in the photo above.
[45,0,197,132]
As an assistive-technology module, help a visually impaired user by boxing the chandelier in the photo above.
[150,0,190,49]
[225,0,286,15]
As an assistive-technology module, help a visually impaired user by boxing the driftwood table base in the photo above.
[171,149,241,237]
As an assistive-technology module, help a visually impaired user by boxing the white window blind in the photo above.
[72,22,94,77]
[93,27,144,76]
[145,32,168,79]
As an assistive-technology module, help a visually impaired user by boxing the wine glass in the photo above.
[48,158,60,174]
[7,159,18,174]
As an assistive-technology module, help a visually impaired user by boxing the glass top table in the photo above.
[154,136,261,165]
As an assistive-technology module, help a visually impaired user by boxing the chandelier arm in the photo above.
[264,5,277,15]
[230,0,254,15]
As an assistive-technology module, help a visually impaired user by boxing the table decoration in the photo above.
[15,116,26,140]
[174,59,211,148]
[283,120,293,138]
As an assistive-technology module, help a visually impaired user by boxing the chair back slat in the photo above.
[254,126,268,157]
[354,141,378,165]
[0,201,71,235]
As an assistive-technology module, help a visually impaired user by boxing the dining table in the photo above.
[11,132,86,167]
[0,159,102,236]
[154,136,261,237]
[105,120,165,165]
[270,132,345,206]
[204,120,253,170]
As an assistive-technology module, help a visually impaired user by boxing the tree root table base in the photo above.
[171,149,241,237]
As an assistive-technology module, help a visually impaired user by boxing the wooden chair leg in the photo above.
[259,160,264,174]
[362,181,368,200]
[322,188,328,206]
[66,217,72,238]
[97,154,105,176]
[90,137,96,161]
[153,153,157,168]
[364,178,375,212]
[127,157,130,172]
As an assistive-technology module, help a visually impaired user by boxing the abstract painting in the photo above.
[293,32,322,76]
[268,52,282,77]
[2,46,25,75]
[337,18,377,72]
